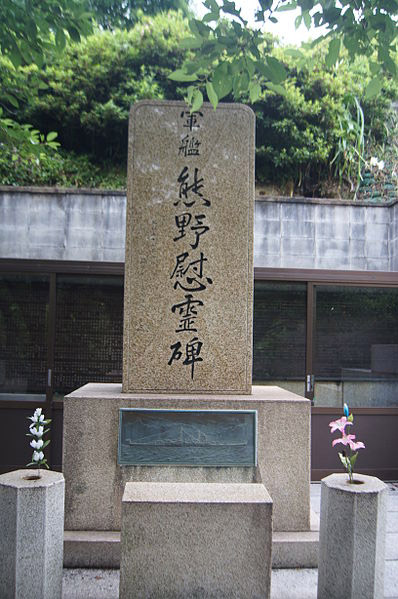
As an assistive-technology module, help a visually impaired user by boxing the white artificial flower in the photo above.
[30,439,44,450]
[38,451,44,461]
[29,408,43,423]
[370,156,378,167]
[30,425,44,438]
[33,451,41,462]
[377,160,385,170]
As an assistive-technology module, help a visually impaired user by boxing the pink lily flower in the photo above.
[329,416,353,434]
[332,434,356,447]
[348,440,365,451]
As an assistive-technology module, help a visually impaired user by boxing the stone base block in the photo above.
[0,469,65,599]
[318,473,387,599]
[63,383,311,533]
[120,482,272,599]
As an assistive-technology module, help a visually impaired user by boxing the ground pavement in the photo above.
[62,483,398,599]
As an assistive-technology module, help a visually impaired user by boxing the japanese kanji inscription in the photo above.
[123,100,254,393]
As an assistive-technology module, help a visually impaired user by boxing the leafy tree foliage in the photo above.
[170,0,398,109]
[0,0,92,68]
[88,0,191,29]
[252,42,397,196]
[11,12,190,161]
[0,0,93,155]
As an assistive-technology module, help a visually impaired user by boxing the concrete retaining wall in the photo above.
[1,187,397,270]
[255,197,397,271]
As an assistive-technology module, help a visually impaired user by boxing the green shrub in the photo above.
[0,146,126,188]
[13,12,190,161]
[1,13,397,195]
[254,43,398,196]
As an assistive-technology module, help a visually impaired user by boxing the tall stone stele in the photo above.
[63,100,312,572]
[123,100,254,394]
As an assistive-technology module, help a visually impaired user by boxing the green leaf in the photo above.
[180,37,203,50]
[212,63,232,99]
[277,1,297,11]
[256,60,273,80]
[303,11,311,30]
[189,18,210,39]
[378,49,397,76]
[325,38,340,68]
[265,81,286,96]
[266,56,287,84]
[249,81,261,103]
[206,81,218,109]
[168,69,198,82]
[191,89,203,112]
[365,77,382,100]
[295,14,302,29]
[46,131,58,142]
[350,452,358,469]
[203,11,219,23]
[239,70,250,93]
[343,35,359,57]
[185,85,195,105]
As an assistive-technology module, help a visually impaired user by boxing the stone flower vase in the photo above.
[0,469,65,599]
[317,473,388,599]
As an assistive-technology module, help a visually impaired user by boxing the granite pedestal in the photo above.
[120,482,273,599]
[0,469,65,599]
[317,473,388,599]
[63,383,310,534]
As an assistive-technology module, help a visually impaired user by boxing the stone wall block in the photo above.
[255,200,280,221]
[281,220,315,239]
[318,473,387,599]
[365,239,388,259]
[350,222,366,240]
[316,204,347,223]
[0,469,65,599]
[282,237,314,256]
[350,206,366,223]
[366,258,390,271]
[316,221,350,240]
[365,207,390,224]
[365,223,389,242]
[281,202,313,222]
[120,482,273,599]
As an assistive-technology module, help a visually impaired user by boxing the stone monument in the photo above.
[63,101,314,572]
[123,101,253,394]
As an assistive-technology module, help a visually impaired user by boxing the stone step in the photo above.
[64,511,319,570]
[272,511,320,569]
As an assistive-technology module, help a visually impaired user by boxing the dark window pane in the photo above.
[0,273,48,400]
[253,281,306,394]
[314,285,398,407]
[54,275,123,395]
